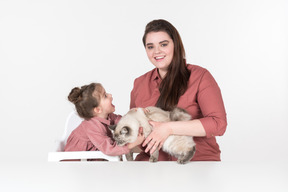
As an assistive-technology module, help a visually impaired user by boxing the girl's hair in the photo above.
[142,19,191,111]
[68,83,103,120]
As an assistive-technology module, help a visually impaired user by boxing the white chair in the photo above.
[48,111,121,162]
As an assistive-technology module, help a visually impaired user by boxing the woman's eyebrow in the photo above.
[159,40,169,44]
[146,40,169,46]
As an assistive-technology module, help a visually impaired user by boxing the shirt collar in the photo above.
[90,115,112,126]
[152,68,161,82]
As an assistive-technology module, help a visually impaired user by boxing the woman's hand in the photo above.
[142,121,173,154]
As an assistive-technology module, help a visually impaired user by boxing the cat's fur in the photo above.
[109,106,196,164]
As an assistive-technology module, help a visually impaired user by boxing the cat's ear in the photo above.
[109,125,117,131]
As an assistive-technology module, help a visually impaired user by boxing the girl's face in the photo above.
[145,31,174,78]
[97,89,115,117]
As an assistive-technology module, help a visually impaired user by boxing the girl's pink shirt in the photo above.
[130,64,227,161]
[64,113,130,156]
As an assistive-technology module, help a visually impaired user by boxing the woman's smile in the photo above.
[154,55,165,61]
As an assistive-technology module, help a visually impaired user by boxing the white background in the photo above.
[0,1,287,189]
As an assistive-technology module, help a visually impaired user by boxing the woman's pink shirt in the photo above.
[130,64,227,161]
[64,113,130,156]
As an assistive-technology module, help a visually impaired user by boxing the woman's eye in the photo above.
[161,43,168,47]
[147,46,153,49]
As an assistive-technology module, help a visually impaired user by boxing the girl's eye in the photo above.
[147,46,153,49]
[161,43,168,47]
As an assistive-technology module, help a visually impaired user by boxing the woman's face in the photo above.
[145,31,174,78]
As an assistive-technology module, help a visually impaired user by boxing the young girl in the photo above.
[64,82,144,158]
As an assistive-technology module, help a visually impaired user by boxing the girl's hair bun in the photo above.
[68,87,82,104]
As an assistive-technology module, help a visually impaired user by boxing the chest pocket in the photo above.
[134,87,159,108]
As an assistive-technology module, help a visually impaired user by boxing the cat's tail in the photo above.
[170,107,192,121]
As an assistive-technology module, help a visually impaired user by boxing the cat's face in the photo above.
[109,115,140,146]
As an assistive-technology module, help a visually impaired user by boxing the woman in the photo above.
[130,19,227,161]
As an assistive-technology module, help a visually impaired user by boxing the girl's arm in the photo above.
[88,123,144,156]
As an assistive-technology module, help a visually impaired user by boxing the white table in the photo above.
[1,161,287,192]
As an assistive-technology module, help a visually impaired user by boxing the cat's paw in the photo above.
[177,159,188,164]
[149,156,158,163]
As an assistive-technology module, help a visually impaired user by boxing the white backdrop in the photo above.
[0,0,287,165]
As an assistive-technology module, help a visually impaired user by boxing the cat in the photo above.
[109,106,196,164]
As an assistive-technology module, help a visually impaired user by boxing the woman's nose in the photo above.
[154,46,161,54]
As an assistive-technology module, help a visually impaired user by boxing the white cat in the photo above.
[109,106,196,164]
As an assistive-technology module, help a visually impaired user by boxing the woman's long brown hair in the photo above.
[142,19,191,111]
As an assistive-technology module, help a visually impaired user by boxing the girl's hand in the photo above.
[127,127,145,150]
[142,121,172,154]
[131,107,150,114]
[135,127,145,145]
[143,107,150,114]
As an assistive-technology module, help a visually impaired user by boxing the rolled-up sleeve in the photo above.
[198,71,227,138]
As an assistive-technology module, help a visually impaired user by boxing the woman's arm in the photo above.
[143,70,227,154]
[142,119,206,154]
